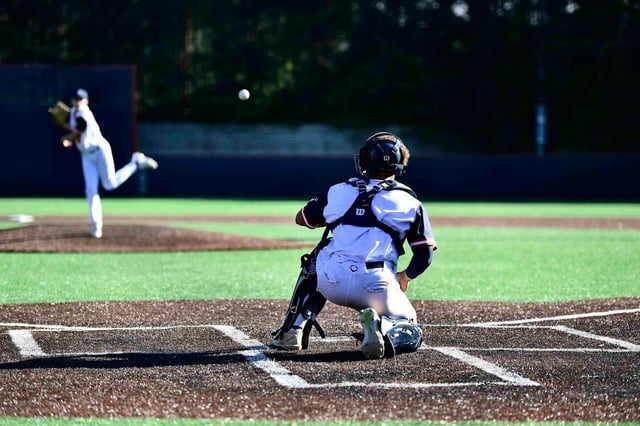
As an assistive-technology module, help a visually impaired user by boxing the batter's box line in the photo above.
[456,306,640,352]
[213,325,541,388]
[462,307,640,327]
[4,324,540,389]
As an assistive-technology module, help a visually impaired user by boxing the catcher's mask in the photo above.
[354,132,407,178]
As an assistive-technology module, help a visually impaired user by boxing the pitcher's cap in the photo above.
[74,88,89,99]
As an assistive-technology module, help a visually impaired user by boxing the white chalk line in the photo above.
[213,325,310,389]
[315,336,638,353]
[3,324,540,389]
[7,326,634,356]
[464,307,640,327]
[213,325,539,388]
[4,304,638,389]
[7,330,46,357]
[552,325,640,351]
[431,346,540,386]
[0,323,218,332]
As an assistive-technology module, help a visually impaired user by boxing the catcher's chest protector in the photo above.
[329,178,415,255]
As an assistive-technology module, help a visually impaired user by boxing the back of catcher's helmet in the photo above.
[354,132,407,178]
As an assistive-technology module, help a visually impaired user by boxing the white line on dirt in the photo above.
[3,323,629,389]
[552,325,640,350]
[431,346,540,386]
[7,330,46,357]
[307,381,514,389]
[448,347,635,353]
[463,307,640,327]
[315,337,638,353]
[0,323,219,331]
[213,325,312,389]
[213,325,540,389]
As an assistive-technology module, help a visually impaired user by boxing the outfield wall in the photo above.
[1,66,638,201]
[3,151,638,201]
[2,106,639,200]
[138,153,640,201]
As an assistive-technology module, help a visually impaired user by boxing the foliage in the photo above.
[1,1,639,153]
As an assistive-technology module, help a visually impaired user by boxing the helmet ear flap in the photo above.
[354,144,371,177]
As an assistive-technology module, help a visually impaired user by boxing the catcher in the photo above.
[48,88,159,238]
[271,132,437,359]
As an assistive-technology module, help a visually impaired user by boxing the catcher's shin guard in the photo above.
[271,250,327,349]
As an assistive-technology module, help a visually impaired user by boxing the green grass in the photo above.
[1,226,637,305]
[425,201,640,218]
[2,197,640,218]
[0,197,304,216]
[1,198,638,305]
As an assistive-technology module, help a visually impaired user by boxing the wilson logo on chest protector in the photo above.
[325,178,418,255]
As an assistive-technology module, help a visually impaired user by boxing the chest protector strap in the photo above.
[326,178,415,255]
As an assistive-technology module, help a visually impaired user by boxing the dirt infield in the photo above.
[1,215,639,421]
[1,299,638,421]
[0,215,310,252]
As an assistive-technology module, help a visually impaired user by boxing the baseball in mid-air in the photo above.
[238,89,250,101]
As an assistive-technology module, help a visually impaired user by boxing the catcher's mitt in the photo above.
[48,101,70,129]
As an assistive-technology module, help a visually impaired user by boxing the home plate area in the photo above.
[0,299,639,421]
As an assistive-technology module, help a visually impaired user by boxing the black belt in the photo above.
[365,261,384,270]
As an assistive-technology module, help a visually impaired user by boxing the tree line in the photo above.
[1,0,639,153]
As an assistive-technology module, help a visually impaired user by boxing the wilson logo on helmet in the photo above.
[354,132,408,178]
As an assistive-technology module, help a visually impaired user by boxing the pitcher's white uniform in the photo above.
[66,89,157,238]
[71,103,138,237]
[299,178,437,322]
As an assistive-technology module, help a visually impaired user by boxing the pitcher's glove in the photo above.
[48,101,71,129]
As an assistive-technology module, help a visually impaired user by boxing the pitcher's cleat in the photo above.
[132,152,159,170]
[91,225,102,239]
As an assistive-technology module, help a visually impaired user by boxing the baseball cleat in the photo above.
[270,327,303,351]
[91,225,102,239]
[359,307,385,359]
[132,152,159,170]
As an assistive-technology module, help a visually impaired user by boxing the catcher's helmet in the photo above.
[354,132,407,178]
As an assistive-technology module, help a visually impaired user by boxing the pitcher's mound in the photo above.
[0,223,310,253]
